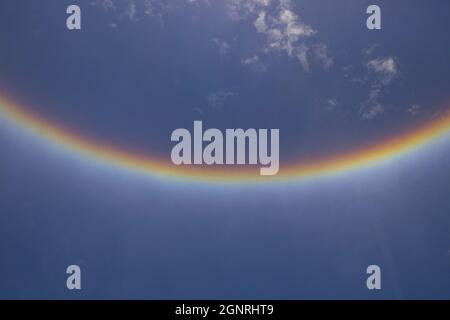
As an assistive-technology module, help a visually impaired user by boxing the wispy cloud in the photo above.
[360,56,398,119]
[207,90,236,111]
[244,0,334,71]
[254,11,267,32]
[92,0,333,71]
[316,97,341,114]
[226,0,272,21]
[313,44,334,71]
[360,102,384,120]
[91,0,116,12]
[92,0,186,24]
[407,104,421,116]
[212,38,231,57]
[256,2,316,68]
[122,0,138,21]
[367,57,398,85]
[353,45,400,120]
[241,55,267,72]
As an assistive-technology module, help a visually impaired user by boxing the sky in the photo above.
[0,0,450,299]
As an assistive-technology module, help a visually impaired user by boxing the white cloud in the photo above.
[367,57,398,85]
[92,0,332,71]
[226,0,272,21]
[123,0,138,21]
[143,0,161,16]
[241,55,267,72]
[207,90,236,111]
[325,98,339,111]
[407,104,421,116]
[363,43,380,58]
[212,38,231,57]
[296,45,310,72]
[143,0,179,18]
[368,58,397,74]
[359,85,384,120]
[263,7,316,58]
[91,0,116,11]
[352,49,400,120]
[93,0,188,24]
[223,0,319,71]
[360,103,384,120]
[254,11,267,32]
[313,44,334,70]
[194,106,204,115]
[250,1,326,71]
[317,98,340,113]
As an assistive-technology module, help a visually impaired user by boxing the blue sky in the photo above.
[0,0,450,299]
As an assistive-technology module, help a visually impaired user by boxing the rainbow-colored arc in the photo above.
[1,94,450,184]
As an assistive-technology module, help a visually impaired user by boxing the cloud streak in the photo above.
[92,0,334,71]
[360,56,399,120]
